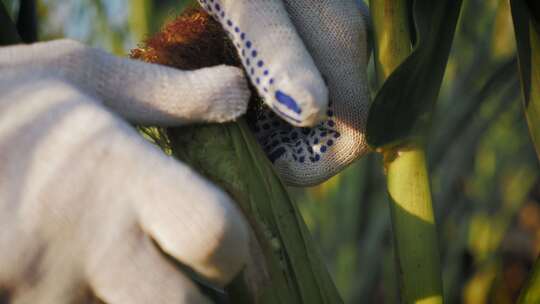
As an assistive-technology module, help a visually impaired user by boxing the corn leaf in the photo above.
[366,0,462,148]
[510,0,540,161]
[0,1,20,45]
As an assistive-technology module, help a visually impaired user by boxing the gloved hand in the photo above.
[0,39,250,304]
[199,0,372,186]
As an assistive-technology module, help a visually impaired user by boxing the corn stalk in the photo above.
[368,1,462,303]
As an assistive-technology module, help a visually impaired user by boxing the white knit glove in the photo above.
[0,39,250,304]
[199,0,371,186]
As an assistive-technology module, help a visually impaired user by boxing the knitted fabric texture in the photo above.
[0,41,251,302]
[197,0,371,186]
[0,39,249,126]
[197,0,329,127]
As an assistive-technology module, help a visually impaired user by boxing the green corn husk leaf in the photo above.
[168,119,342,304]
[510,0,540,161]
[0,1,21,45]
[366,0,462,149]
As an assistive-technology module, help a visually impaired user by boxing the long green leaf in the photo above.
[511,1,540,301]
[0,1,21,45]
[367,0,462,148]
[430,57,518,167]
[511,0,540,161]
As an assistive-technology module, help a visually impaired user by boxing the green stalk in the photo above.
[129,0,152,42]
[370,0,411,85]
[370,1,443,303]
[385,146,443,304]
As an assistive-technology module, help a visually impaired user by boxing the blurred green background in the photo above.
[3,0,538,302]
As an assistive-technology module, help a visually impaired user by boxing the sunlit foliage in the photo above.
[12,0,539,302]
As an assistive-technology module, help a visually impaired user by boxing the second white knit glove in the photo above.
[199,0,371,186]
